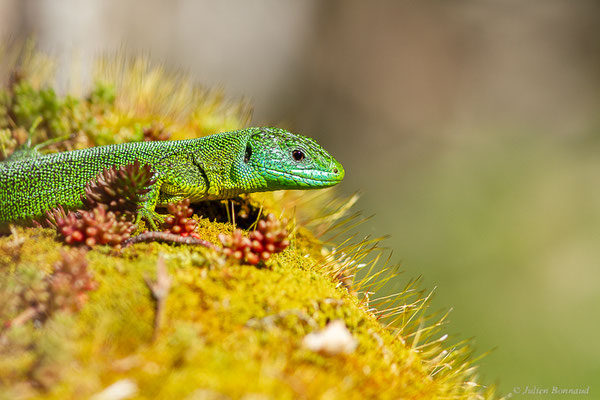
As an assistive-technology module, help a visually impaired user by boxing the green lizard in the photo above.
[0,127,344,228]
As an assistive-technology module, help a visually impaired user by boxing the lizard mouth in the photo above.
[262,165,345,188]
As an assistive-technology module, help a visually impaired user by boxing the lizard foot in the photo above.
[136,208,165,231]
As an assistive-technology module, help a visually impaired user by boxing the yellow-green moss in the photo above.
[0,225,489,400]
[0,46,496,400]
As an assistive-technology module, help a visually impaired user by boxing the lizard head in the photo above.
[238,127,344,191]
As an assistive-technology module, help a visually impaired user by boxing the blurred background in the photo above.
[2,0,599,395]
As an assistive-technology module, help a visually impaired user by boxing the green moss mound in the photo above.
[0,47,496,399]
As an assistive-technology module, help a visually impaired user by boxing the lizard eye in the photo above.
[292,149,305,162]
[244,144,252,163]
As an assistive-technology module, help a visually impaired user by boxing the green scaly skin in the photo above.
[0,127,344,228]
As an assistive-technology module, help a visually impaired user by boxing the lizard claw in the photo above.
[136,208,165,230]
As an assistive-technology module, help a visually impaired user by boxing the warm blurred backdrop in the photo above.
[2,0,599,395]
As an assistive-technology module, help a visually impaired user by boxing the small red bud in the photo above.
[71,231,84,242]
[258,220,266,232]
[264,232,274,243]
[250,230,264,242]
[246,253,259,265]
[251,240,263,252]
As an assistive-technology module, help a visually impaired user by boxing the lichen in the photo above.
[0,46,496,400]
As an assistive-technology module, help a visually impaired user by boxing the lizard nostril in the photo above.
[333,168,339,174]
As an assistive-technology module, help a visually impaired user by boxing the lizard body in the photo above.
[0,127,344,227]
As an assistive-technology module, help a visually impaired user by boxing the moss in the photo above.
[2,228,478,399]
[0,47,496,399]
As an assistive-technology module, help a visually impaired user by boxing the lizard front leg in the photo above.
[136,178,166,230]
[138,154,209,229]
